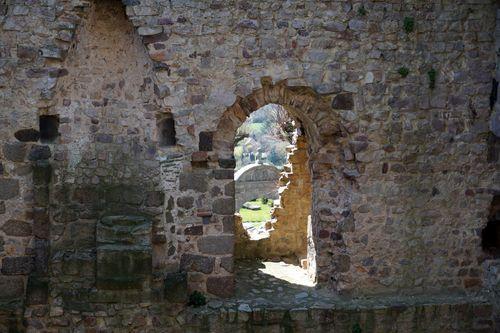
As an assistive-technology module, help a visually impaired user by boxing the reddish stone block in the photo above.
[1,219,32,237]
[318,229,330,238]
[196,209,212,217]
[191,151,208,162]
[1,256,33,275]
[473,304,492,317]
[464,278,481,288]
[180,254,214,274]
[206,276,234,297]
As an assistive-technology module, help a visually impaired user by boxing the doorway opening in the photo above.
[233,104,315,292]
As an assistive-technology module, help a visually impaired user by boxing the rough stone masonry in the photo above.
[0,0,499,331]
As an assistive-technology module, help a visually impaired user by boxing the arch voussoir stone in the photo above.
[214,80,345,155]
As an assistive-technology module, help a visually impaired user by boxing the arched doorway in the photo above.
[207,78,348,296]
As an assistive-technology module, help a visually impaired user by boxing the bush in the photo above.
[188,291,206,307]
[357,5,367,16]
[261,197,269,204]
[428,68,437,89]
[403,17,414,33]
[397,66,409,78]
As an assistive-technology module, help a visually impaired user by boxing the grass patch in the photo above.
[239,199,273,223]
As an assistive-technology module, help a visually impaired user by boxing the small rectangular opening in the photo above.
[159,116,176,146]
[39,115,59,143]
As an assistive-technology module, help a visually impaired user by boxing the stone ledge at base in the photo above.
[11,294,497,332]
[177,294,495,333]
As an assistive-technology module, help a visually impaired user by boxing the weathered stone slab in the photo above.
[164,272,187,303]
[197,236,234,255]
[0,179,19,200]
[27,145,51,161]
[213,169,234,179]
[213,198,234,215]
[177,196,194,209]
[96,216,152,290]
[96,249,151,290]
[1,220,32,237]
[3,142,27,162]
[179,254,214,274]
[0,276,24,300]
[1,256,33,275]
[179,173,208,192]
[220,257,233,273]
[206,276,234,297]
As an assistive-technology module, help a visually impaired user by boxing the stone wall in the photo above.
[272,135,312,263]
[0,0,499,331]
[178,297,494,333]
[45,0,166,307]
[234,163,280,210]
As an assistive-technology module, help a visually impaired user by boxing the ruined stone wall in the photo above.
[0,0,499,331]
[44,0,167,308]
[270,136,311,262]
[0,0,92,324]
[483,4,500,329]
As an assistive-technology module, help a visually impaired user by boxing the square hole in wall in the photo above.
[39,115,59,143]
[158,116,176,146]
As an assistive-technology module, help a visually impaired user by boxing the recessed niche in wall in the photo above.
[39,115,60,143]
[158,116,176,146]
[482,195,500,257]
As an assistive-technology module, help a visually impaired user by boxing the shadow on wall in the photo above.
[45,0,166,308]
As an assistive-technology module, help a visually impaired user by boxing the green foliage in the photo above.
[352,323,362,333]
[239,200,272,223]
[427,68,437,89]
[234,104,294,170]
[188,291,206,307]
[397,66,409,78]
[358,5,367,16]
[233,146,243,161]
[403,16,414,33]
[268,143,288,167]
[260,196,269,204]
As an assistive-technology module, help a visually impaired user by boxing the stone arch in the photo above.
[213,77,343,158]
[210,77,352,292]
[234,164,281,210]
